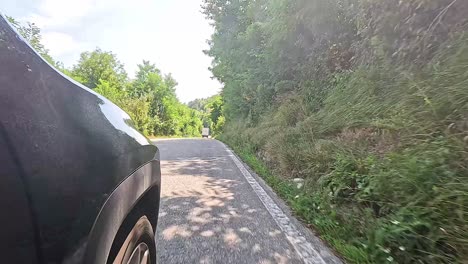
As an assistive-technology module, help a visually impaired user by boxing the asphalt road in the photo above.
[153,139,342,264]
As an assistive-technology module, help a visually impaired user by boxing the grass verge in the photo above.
[220,137,371,263]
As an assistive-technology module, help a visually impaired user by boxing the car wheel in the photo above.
[111,216,156,264]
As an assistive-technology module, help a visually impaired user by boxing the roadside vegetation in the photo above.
[203,0,468,263]
[188,95,225,136]
[7,16,203,137]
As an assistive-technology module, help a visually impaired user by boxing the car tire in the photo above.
[111,216,156,264]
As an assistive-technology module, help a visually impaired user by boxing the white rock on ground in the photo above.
[292,178,304,189]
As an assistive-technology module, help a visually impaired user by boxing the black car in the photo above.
[0,15,161,263]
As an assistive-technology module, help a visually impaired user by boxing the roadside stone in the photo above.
[293,178,304,189]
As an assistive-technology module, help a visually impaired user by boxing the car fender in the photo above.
[81,157,161,264]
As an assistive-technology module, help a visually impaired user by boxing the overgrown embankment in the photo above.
[204,0,468,263]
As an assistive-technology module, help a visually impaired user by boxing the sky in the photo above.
[1,0,221,102]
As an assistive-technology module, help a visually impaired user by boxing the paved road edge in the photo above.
[221,141,343,264]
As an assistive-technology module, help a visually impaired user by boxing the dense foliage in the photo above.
[203,0,468,263]
[188,95,225,136]
[8,18,203,138]
[74,53,203,137]
[71,48,128,89]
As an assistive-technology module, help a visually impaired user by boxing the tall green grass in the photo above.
[219,37,468,263]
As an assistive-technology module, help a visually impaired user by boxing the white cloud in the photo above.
[41,31,83,57]
[10,0,221,102]
[26,0,95,27]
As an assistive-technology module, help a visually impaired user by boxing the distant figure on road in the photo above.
[202,127,210,138]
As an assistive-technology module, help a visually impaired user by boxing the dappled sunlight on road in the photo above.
[162,224,192,240]
[156,155,301,264]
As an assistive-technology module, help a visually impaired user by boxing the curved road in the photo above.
[153,139,342,264]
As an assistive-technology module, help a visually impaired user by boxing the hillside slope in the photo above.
[203,0,468,263]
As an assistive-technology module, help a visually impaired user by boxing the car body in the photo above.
[0,15,160,263]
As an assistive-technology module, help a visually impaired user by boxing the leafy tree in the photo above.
[128,60,202,136]
[94,80,124,104]
[163,73,178,91]
[188,94,225,135]
[131,60,161,97]
[6,16,56,66]
[206,95,223,125]
[72,48,128,89]
[187,98,208,111]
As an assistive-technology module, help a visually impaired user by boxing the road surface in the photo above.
[153,139,342,264]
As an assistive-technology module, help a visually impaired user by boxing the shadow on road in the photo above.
[157,157,301,264]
